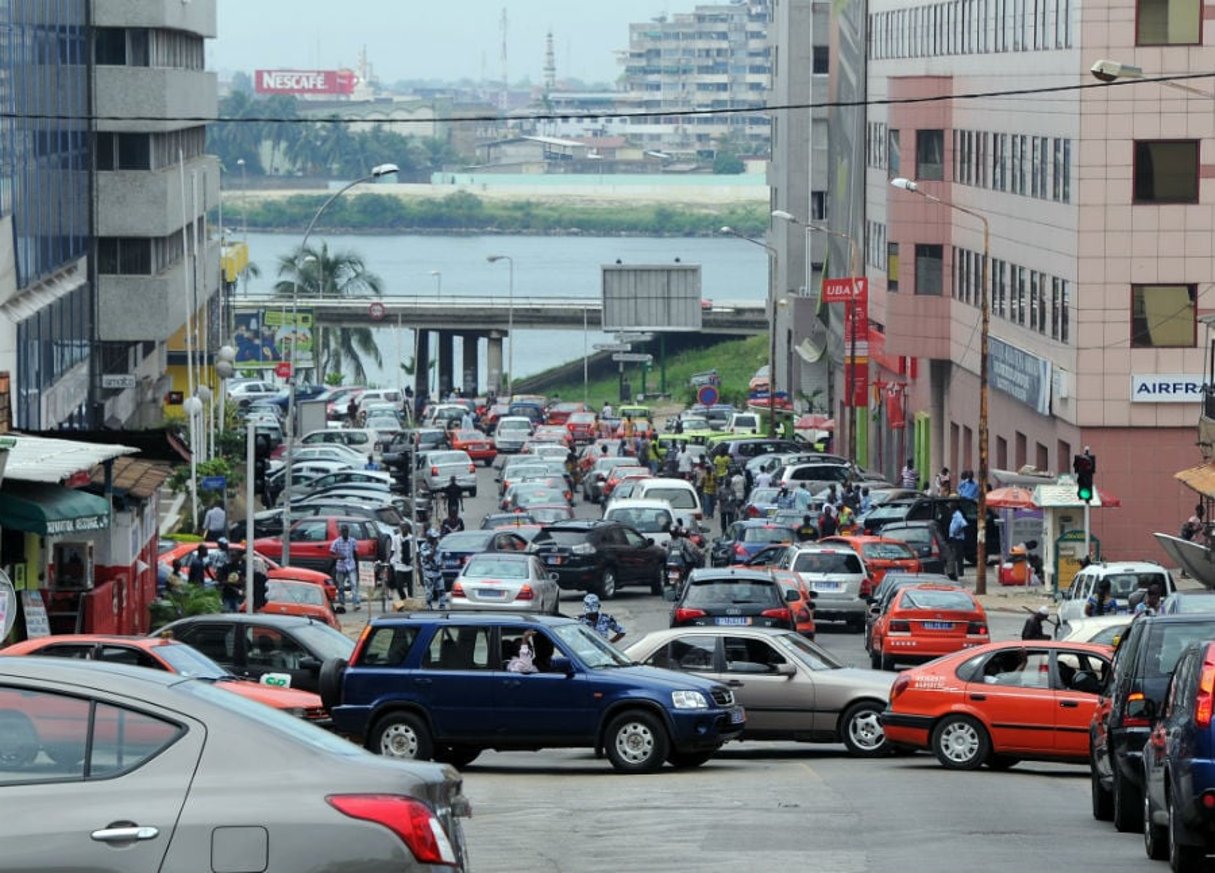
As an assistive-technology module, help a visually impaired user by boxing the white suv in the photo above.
[1057,560,1176,625]
[777,544,872,632]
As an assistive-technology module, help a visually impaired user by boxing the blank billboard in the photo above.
[601,265,703,331]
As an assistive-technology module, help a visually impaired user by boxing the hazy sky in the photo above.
[211,0,678,86]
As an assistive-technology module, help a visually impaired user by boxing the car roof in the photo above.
[368,612,578,628]
[540,520,609,530]
[161,613,327,629]
[8,634,170,650]
[604,499,675,510]
[687,567,777,583]
[0,655,187,690]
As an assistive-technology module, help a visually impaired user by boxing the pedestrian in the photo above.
[776,485,796,511]
[165,558,187,593]
[212,538,241,612]
[441,475,463,516]
[754,467,773,490]
[390,522,414,601]
[461,409,474,431]
[837,503,856,533]
[329,523,361,610]
[677,443,693,479]
[1134,583,1163,616]
[578,593,625,643]
[187,544,210,587]
[796,514,817,542]
[346,397,359,427]
[957,470,979,500]
[818,506,839,537]
[931,467,952,497]
[702,461,717,519]
[1021,605,1053,640]
[859,486,873,514]
[1182,503,1206,541]
[640,436,655,474]
[730,468,746,504]
[713,452,730,483]
[947,507,968,581]
[201,499,227,541]
[900,458,919,490]
[419,528,448,609]
[602,400,614,419]
[440,505,464,537]
[718,486,738,534]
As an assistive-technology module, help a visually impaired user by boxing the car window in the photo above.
[621,528,648,548]
[723,636,789,674]
[742,526,795,544]
[899,589,974,611]
[1104,572,1169,599]
[792,552,863,574]
[684,580,781,607]
[1147,623,1215,679]
[0,686,181,783]
[1055,650,1111,692]
[422,626,492,671]
[863,542,916,561]
[777,633,843,670]
[645,635,717,671]
[980,649,1051,688]
[292,519,329,543]
[94,645,161,670]
[245,627,306,672]
[643,487,696,509]
[173,623,234,663]
[500,628,559,672]
[33,644,94,660]
[466,556,528,579]
[358,626,419,667]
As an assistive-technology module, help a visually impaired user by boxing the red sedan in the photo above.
[868,584,989,671]
[450,429,498,467]
[566,411,599,444]
[820,535,921,584]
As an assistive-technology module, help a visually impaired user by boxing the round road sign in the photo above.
[368,301,387,321]
[697,385,719,406]
[275,361,293,379]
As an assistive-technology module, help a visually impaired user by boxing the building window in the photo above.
[1137,0,1200,44]
[812,45,829,73]
[811,191,827,221]
[1060,280,1070,343]
[1134,140,1199,203]
[914,244,943,295]
[888,129,901,176]
[916,129,945,180]
[1131,284,1196,347]
[1051,277,1061,339]
[887,243,900,291]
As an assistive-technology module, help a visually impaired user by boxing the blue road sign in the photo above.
[200,475,227,491]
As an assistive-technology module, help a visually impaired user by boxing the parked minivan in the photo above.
[1058,561,1176,625]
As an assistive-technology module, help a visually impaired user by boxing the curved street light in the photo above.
[721,226,781,436]
[487,255,514,398]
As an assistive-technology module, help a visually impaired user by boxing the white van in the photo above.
[1057,561,1177,625]
[603,499,679,547]
[726,412,762,434]
[633,477,703,523]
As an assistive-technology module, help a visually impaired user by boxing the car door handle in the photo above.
[727,680,744,687]
[969,693,986,702]
[91,825,159,843]
[1059,699,1081,708]
[505,679,522,688]
[413,677,432,686]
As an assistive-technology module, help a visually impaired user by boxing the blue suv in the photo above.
[321,613,745,773]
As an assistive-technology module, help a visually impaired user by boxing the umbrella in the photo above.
[795,414,836,431]
[1096,487,1121,508]
[985,485,1037,509]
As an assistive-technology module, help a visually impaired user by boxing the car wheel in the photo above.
[1169,786,1205,872]
[1091,746,1114,821]
[317,657,347,712]
[880,651,896,671]
[435,745,481,769]
[0,710,39,768]
[930,715,990,770]
[840,700,889,758]
[604,710,670,774]
[986,755,1020,770]
[1114,766,1144,833]
[372,711,433,761]
[1145,781,1168,860]
[667,750,715,769]
[597,568,618,600]
[869,649,881,670]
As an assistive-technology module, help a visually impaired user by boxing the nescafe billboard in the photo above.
[254,69,358,95]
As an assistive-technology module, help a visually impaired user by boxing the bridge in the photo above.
[231,294,768,396]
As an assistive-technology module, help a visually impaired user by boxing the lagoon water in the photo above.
[240,232,767,390]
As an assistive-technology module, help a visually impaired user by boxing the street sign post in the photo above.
[275,361,293,379]
[612,353,653,363]
[200,475,227,491]
[697,385,719,406]
[594,343,632,352]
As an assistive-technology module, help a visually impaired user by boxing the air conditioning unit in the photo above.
[52,542,94,591]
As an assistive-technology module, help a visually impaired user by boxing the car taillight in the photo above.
[889,620,911,633]
[350,623,375,663]
[430,466,439,476]
[930,541,941,557]
[1197,661,1215,728]
[858,578,873,598]
[451,582,465,597]
[891,674,911,701]
[674,607,707,622]
[746,506,759,518]
[516,584,534,600]
[1123,691,1152,728]
[733,543,748,557]
[326,795,459,867]
[761,608,789,619]
[967,620,988,635]
[795,608,811,623]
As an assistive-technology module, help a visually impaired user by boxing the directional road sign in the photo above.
[200,475,227,491]
[594,343,632,352]
[615,332,654,343]
[612,353,654,363]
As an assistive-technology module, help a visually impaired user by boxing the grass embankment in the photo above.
[236,191,767,236]
[534,334,768,409]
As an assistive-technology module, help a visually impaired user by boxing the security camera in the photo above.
[1090,59,1144,83]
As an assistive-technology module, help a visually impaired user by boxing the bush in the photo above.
[149,587,223,631]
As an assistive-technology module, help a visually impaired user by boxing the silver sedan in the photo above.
[451,553,561,614]
[0,657,470,872]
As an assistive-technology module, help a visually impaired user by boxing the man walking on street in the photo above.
[202,500,227,542]
[947,507,968,581]
[330,523,361,610]
[441,475,463,517]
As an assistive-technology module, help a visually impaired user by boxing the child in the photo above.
[507,630,539,674]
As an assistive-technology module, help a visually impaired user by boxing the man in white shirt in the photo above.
[676,445,693,478]
[202,501,227,541]
[754,469,774,489]
[602,401,614,419]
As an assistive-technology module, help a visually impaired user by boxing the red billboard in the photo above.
[255,69,357,96]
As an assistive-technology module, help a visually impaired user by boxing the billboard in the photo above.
[601,265,702,332]
[233,309,314,369]
[254,69,358,96]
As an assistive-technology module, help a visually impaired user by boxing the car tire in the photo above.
[869,649,881,670]
[667,749,715,768]
[930,715,990,770]
[1091,746,1114,821]
[1169,786,1205,872]
[880,651,896,671]
[317,657,347,712]
[435,745,481,769]
[371,711,433,761]
[840,700,889,758]
[1114,766,1144,833]
[986,755,1020,770]
[597,568,618,600]
[1145,782,1168,861]
[604,710,669,774]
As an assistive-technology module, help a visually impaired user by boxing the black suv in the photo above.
[1090,614,1215,831]
[323,613,745,773]
[670,568,797,631]
[864,497,998,565]
[530,520,666,598]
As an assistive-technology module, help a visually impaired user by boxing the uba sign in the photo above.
[255,69,357,95]
[1130,374,1206,403]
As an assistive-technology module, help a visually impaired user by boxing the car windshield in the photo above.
[684,580,781,607]
[608,508,671,533]
[742,526,795,544]
[776,632,843,671]
[552,623,632,667]
[869,504,910,519]
[1104,572,1169,598]
[509,467,549,480]
[792,552,863,574]
[528,507,571,524]
[499,420,530,432]
[440,531,492,551]
[862,542,916,561]
[749,488,780,504]
[900,589,974,611]
[432,452,468,465]
[643,488,696,509]
[883,527,930,545]
[1171,593,1215,613]
[533,530,591,546]
[155,643,229,679]
[291,622,357,660]
[464,555,529,579]
[1146,623,1215,678]
[266,581,325,605]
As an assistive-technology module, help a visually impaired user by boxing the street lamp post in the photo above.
[890,177,991,594]
[721,226,780,436]
[281,163,398,564]
[486,255,514,398]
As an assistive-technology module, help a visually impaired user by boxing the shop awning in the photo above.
[0,481,110,536]
[88,456,172,500]
[2,433,137,484]
[1176,462,1215,499]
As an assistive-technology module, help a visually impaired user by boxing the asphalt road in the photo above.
[442,463,1159,873]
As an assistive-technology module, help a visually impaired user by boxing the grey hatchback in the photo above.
[0,657,470,872]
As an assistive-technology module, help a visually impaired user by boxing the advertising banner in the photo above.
[255,69,357,95]
[989,336,1051,416]
[233,309,314,369]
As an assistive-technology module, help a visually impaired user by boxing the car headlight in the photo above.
[672,690,708,710]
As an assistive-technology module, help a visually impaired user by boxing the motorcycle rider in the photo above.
[665,518,704,589]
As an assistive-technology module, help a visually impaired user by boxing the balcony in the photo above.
[94,67,217,134]
[97,242,219,343]
[92,0,216,37]
[96,155,219,238]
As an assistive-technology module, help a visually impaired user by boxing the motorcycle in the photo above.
[664,536,704,596]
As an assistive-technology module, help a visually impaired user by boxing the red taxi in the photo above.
[882,640,1113,770]
[545,401,587,425]
[771,569,817,638]
[159,541,337,602]
[868,584,988,671]
[253,516,385,577]
[449,428,498,466]
[566,411,599,444]
[602,466,651,500]
[257,578,342,630]
[820,535,921,584]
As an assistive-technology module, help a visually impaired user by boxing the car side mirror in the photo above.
[550,656,575,676]
[1127,693,1155,721]
[785,588,801,603]
[775,662,796,677]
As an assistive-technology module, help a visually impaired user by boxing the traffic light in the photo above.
[1073,452,1095,502]
[253,434,271,500]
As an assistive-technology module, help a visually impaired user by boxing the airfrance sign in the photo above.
[1131,374,1205,403]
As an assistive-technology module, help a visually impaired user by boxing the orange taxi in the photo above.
[2,634,330,724]
[820,535,921,584]
[533,425,574,447]
[257,578,342,630]
[868,583,989,671]
[545,401,587,425]
[882,639,1113,770]
[771,569,817,638]
[602,465,651,500]
[566,411,599,444]
[159,541,337,602]
[449,429,497,466]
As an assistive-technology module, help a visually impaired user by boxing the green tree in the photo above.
[208,91,266,174]
[713,150,745,175]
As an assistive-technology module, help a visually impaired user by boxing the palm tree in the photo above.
[273,244,384,384]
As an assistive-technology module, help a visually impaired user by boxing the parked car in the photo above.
[2,634,330,724]
[711,521,799,567]
[819,535,921,584]
[418,450,478,497]
[450,552,560,614]
[253,516,389,575]
[775,545,872,631]
[1058,560,1176,625]
[228,379,281,405]
[233,501,405,541]
[1090,614,1215,832]
[669,568,798,631]
[259,578,342,630]
[0,657,471,872]
[436,528,530,585]
[156,613,356,693]
[882,640,1112,770]
[875,521,949,574]
[867,583,989,671]
[530,520,666,598]
[493,416,534,453]
[299,427,379,460]
[626,626,893,757]
[324,613,745,773]
[286,469,395,504]
[449,429,497,466]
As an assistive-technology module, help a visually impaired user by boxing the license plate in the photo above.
[444,560,459,568]
[477,588,505,598]
[546,556,563,566]
[813,581,843,592]
[729,707,746,724]
[715,617,751,626]
[923,621,954,630]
